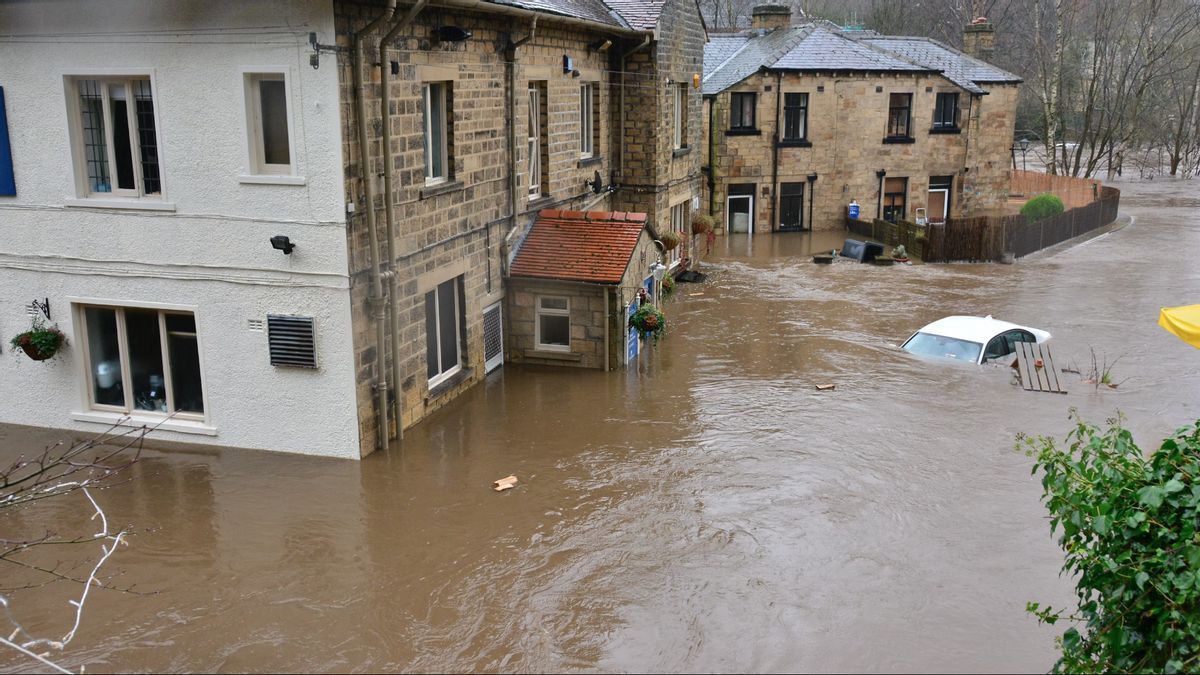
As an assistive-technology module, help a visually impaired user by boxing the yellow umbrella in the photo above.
[1159,305,1200,349]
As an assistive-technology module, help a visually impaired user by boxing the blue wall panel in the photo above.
[0,87,14,196]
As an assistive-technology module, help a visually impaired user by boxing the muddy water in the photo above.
[3,179,1199,673]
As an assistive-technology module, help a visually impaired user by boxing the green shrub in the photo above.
[1021,193,1066,222]
[1022,413,1200,673]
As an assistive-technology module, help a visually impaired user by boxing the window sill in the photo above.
[64,198,177,212]
[882,136,916,144]
[929,127,962,135]
[70,410,217,436]
[525,349,582,362]
[725,129,761,137]
[420,179,464,200]
[527,195,555,210]
[578,155,603,167]
[427,367,474,400]
[672,146,692,158]
[777,139,812,148]
[238,174,307,186]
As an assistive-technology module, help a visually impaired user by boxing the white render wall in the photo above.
[0,0,362,458]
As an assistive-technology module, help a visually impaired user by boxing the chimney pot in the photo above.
[963,18,996,61]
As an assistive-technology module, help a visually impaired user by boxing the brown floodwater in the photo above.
[3,179,1199,673]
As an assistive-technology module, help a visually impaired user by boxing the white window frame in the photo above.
[668,201,688,267]
[241,70,297,179]
[580,84,594,158]
[536,296,571,352]
[64,72,165,201]
[674,84,687,149]
[73,302,208,422]
[426,277,463,388]
[528,85,542,199]
[423,81,449,185]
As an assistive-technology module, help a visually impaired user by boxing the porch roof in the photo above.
[510,209,648,285]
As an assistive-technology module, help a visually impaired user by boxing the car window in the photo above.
[902,332,983,363]
[983,335,1011,361]
[1004,330,1036,354]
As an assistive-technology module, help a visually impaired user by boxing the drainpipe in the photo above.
[770,71,781,232]
[807,173,816,231]
[618,35,652,184]
[353,0,398,450]
[508,17,537,236]
[876,169,887,220]
[603,288,610,372]
[379,0,430,441]
[707,95,717,218]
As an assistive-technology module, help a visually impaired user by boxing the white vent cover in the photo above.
[267,315,317,368]
[483,303,503,373]
[247,318,265,332]
[26,302,38,317]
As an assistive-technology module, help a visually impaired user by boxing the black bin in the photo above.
[840,238,885,263]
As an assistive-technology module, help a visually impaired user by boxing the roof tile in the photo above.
[510,210,649,284]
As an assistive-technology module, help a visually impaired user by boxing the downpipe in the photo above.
[353,0,397,451]
[380,0,430,442]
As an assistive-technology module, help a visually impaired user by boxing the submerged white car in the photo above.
[901,315,1051,365]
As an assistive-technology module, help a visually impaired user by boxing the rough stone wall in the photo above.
[334,1,621,455]
[507,280,607,369]
[612,0,706,266]
[703,70,1018,232]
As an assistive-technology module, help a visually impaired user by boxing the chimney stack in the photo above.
[752,4,792,31]
[963,17,996,61]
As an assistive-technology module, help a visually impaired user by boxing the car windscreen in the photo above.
[902,332,983,363]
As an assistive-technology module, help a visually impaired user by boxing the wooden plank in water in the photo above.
[1016,342,1068,394]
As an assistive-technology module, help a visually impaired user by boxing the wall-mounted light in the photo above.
[590,39,612,52]
[270,235,296,255]
[650,261,667,282]
[435,26,472,42]
[563,55,574,74]
[693,73,701,89]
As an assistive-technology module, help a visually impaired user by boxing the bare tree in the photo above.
[1,424,152,673]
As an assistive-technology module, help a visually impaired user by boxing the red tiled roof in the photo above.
[510,209,649,284]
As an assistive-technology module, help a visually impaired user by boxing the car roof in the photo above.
[915,315,1047,344]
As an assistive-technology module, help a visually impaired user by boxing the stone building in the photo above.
[0,0,705,459]
[337,0,707,455]
[701,6,1021,233]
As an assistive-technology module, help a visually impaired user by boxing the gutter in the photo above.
[379,0,430,442]
[352,0,398,451]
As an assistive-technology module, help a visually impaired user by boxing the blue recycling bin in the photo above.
[848,202,860,220]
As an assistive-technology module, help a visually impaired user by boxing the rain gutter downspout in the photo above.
[508,16,537,241]
[603,289,610,371]
[353,0,397,451]
[618,35,652,184]
[380,0,430,441]
[707,95,717,217]
[771,70,781,232]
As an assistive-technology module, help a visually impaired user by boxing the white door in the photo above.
[728,195,754,234]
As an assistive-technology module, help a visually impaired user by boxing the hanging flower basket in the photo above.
[10,319,66,362]
[629,304,667,343]
[691,213,715,236]
[662,272,676,297]
[659,231,682,252]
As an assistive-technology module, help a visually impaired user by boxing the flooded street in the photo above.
[4,179,1200,673]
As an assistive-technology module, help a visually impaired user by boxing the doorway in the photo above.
[727,184,755,234]
[928,175,953,225]
[778,182,805,231]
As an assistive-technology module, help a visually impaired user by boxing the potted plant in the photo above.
[629,303,667,343]
[659,231,682,251]
[662,272,676,297]
[11,318,66,361]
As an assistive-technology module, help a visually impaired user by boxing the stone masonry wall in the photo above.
[334,1,625,455]
[704,70,1017,232]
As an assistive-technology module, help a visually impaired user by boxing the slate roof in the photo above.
[703,23,1021,95]
[859,36,1022,92]
[510,210,649,284]
[602,0,668,30]
[486,0,631,29]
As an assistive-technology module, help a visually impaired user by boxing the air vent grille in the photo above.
[483,303,503,373]
[267,314,317,368]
